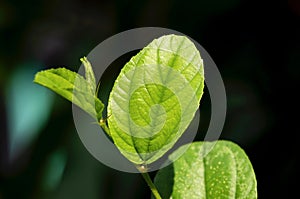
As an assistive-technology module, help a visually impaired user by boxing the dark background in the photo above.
[0,0,297,198]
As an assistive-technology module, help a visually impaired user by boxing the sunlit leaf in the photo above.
[154,141,257,199]
[34,64,103,121]
[107,34,205,164]
[80,56,96,94]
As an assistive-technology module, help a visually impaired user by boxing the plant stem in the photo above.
[99,119,111,138]
[141,172,162,199]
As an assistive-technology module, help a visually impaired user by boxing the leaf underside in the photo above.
[154,141,257,199]
[107,34,205,164]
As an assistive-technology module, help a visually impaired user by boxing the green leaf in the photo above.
[107,34,205,165]
[34,66,104,121]
[154,141,257,199]
[80,56,96,93]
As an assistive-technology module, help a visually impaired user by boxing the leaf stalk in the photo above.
[141,172,162,199]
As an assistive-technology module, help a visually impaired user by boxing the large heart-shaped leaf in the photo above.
[107,34,205,165]
[34,58,104,121]
[154,141,257,199]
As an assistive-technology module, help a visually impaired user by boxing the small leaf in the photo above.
[80,56,96,93]
[154,141,257,199]
[107,34,204,164]
[34,67,103,121]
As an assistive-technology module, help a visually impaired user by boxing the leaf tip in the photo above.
[33,70,44,84]
[80,56,87,63]
[80,57,91,67]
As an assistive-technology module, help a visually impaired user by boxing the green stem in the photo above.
[99,119,111,138]
[141,172,162,199]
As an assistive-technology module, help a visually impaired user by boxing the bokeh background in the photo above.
[0,0,297,198]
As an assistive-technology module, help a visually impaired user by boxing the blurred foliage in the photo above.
[0,0,297,198]
[5,64,54,162]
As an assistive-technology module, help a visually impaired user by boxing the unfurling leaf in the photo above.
[80,56,96,94]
